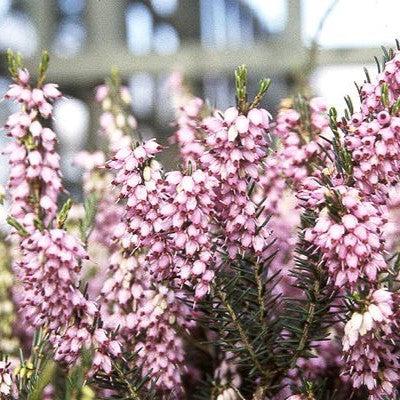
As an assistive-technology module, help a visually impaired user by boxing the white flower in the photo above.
[343,312,363,349]
[368,303,383,322]
[359,311,373,336]
[216,388,238,400]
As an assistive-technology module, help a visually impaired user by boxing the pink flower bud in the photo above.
[18,69,30,84]
[342,214,358,230]
[329,224,345,240]
[43,83,62,99]
[235,115,249,133]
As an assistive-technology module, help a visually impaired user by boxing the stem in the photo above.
[252,386,266,400]
[254,263,266,324]
[216,288,268,381]
[113,361,143,400]
[289,263,321,369]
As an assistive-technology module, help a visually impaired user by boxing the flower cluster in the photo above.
[200,107,271,259]
[109,140,163,252]
[17,228,89,330]
[359,52,400,116]
[169,73,205,165]
[260,98,329,214]
[170,97,205,165]
[343,51,400,201]
[107,142,197,393]
[101,252,148,335]
[346,111,400,200]
[3,69,62,229]
[164,169,218,298]
[304,184,387,288]
[174,99,205,163]
[298,51,400,399]
[342,289,399,398]
[2,60,122,380]
[96,82,137,152]
[15,224,121,371]
[134,285,193,395]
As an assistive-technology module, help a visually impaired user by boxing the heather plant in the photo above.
[2,43,400,400]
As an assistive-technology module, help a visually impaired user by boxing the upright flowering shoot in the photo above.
[165,168,218,299]
[304,183,387,289]
[4,50,62,230]
[302,106,388,289]
[262,96,330,214]
[200,65,272,260]
[168,72,206,165]
[109,139,163,254]
[342,50,400,201]
[96,68,137,152]
[2,51,120,381]
[342,289,399,398]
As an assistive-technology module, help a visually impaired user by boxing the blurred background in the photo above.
[0,0,399,191]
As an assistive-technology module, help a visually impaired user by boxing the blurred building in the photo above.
[0,0,399,188]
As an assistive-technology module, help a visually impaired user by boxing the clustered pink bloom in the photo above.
[109,140,163,253]
[134,285,194,395]
[359,52,400,117]
[168,71,205,166]
[299,52,400,398]
[102,255,194,395]
[251,100,330,302]
[16,228,121,371]
[75,82,138,301]
[342,289,399,398]
[2,69,121,376]
[17,228,89,331]
[200,106,271,259]
[109,140,215,293]
[260,98,329,214]
[344,51,400,201]
[106,140,196,394]
[96,84,137,152]
[304,184,387,288]
[101,252,147,334]
[90,328,122,375]
[96,80,198,393]
[164,169,218,299]
[3,69,62,229]
[170,95,205,165]
[7,52,400,399]
[346,110,400,200]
